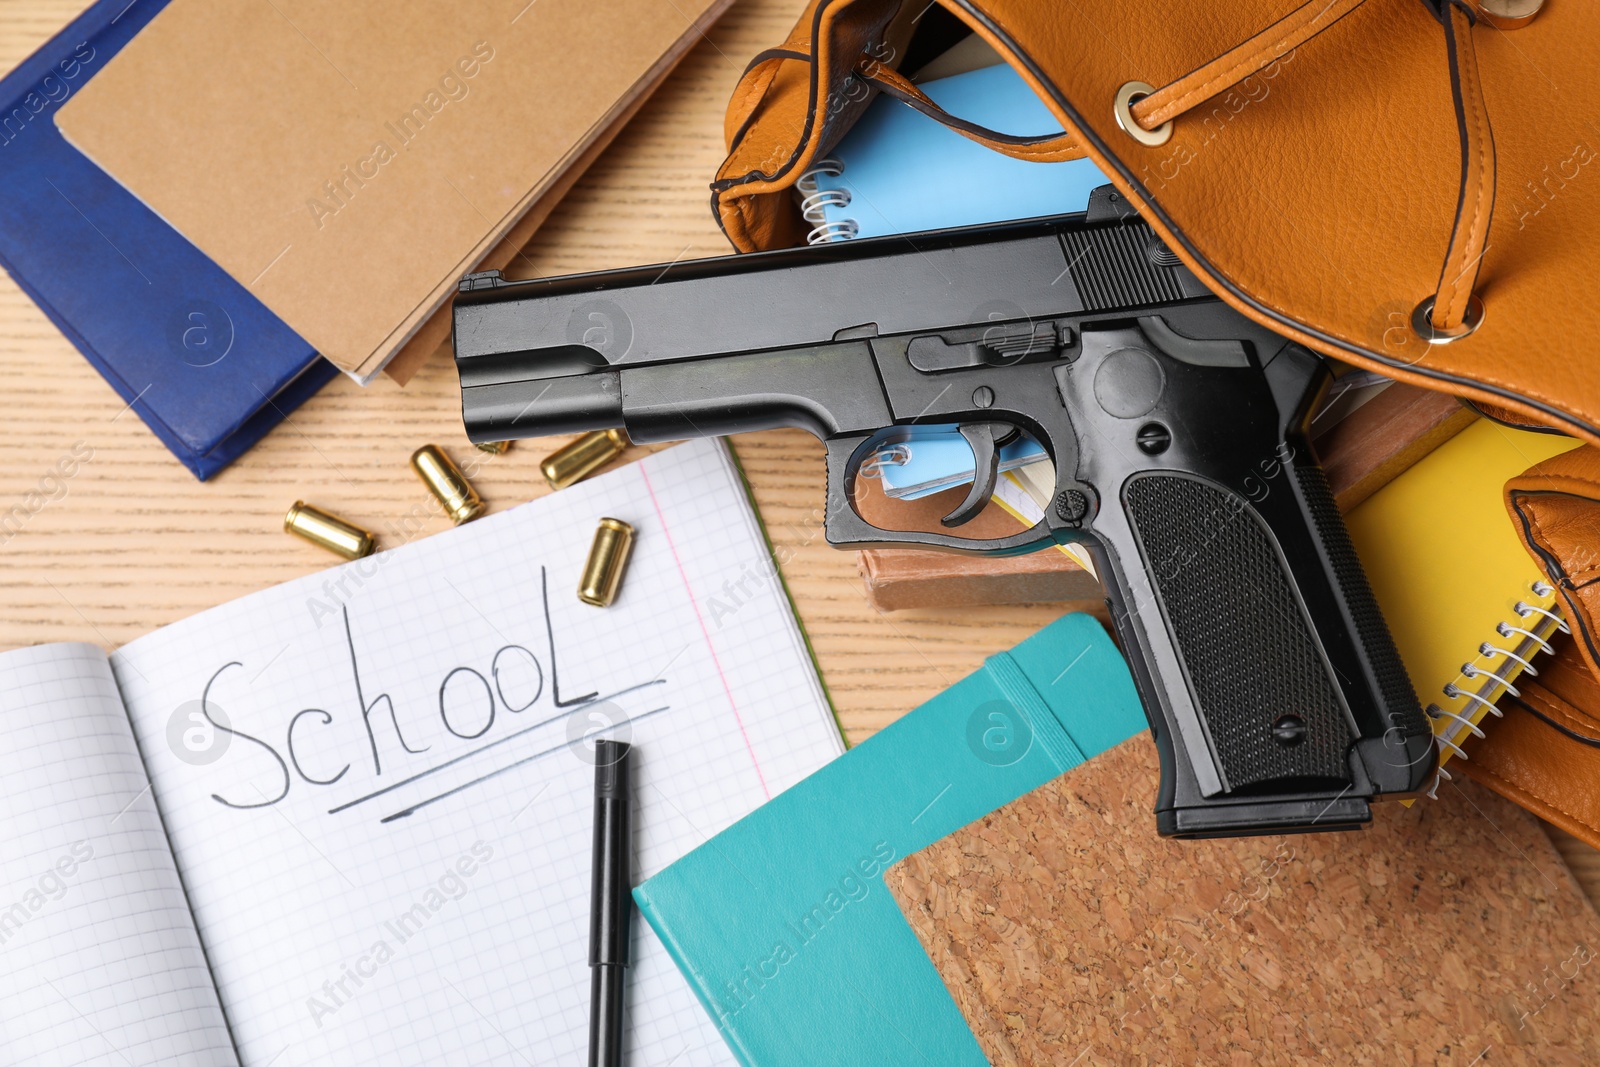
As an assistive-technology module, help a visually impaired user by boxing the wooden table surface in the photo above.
[4,0,1596,911]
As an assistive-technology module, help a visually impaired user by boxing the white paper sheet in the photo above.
[0,642,237,1065]
[111,440,842,1066]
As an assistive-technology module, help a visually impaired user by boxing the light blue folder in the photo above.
[808,62,1108,239]
[813,64,1105,503]
[874,424,1047,499]
[634,613,1145,1066]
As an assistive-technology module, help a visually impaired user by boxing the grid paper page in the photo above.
[110,439,843,1066]
[0,642,237,1065]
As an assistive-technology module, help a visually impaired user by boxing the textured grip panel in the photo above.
[1289,462,1429,740]
[1124,473,1352,789]
[1058,222,1186,311]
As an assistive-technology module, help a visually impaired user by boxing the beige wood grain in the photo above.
[3,0,1595,908]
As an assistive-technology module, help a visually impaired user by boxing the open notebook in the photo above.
[0,439,841,1065]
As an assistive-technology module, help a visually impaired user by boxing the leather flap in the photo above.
[713,0,915,250]
[1462,636,1600,852]
[1506,445,1600,681]
[713,0,1600,448]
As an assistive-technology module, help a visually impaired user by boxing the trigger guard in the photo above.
[821,435,1058,555]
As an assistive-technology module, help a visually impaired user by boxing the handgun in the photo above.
[451,203,1436,838]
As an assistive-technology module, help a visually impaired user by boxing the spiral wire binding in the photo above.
[1515,598,1568,633]
[1492,580,1600,749]
[1497,619,1556,655]
[1440,681,1504,716]
[796,159,859,244]
[1457,663,1520,697]
[1422,580,1564,798]
[1480,640,1539,674]
[857,442,912,480]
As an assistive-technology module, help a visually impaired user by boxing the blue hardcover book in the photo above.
[0,0,335,480]
[804,62,1108,240]
[634,613,1145,1067]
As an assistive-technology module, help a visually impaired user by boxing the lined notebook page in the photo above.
[0,643,237,1065]
[110,440,842,1066]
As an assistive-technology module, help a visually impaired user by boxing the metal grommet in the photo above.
[1411,294,1485,344]
[1114,81,1172,147]
[1478,0,1544,30]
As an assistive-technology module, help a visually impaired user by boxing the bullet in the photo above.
[284,501,376,560]
[579,518,636,607]
[411,444,485,524]
[541,429,628,491]
[475,440,512,455]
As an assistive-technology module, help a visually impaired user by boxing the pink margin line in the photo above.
[638,459,771,800]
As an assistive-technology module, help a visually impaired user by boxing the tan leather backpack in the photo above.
[712,0,1598,445]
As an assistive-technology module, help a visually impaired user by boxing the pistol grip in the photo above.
[1092,459,1434,838]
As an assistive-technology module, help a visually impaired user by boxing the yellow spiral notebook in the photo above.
[1345,417,1580,793]
[986,414,1572,794]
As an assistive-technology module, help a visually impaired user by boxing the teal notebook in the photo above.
[634,613,1145,1066]
[803,62,1108,241]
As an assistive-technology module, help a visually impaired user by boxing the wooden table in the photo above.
[4,0,1596,908]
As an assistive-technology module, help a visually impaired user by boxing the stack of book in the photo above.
[2,0,730,476]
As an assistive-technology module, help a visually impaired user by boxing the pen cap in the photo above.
[589,740,632,967]
[594,739,630,799]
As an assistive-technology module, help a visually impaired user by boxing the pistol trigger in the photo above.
[941,422,1006,528]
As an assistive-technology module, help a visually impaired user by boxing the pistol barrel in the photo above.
[453,215,1207,443]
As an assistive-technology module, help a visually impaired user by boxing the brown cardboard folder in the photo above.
[56,0,729,381]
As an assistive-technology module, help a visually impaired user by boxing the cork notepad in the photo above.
[885,739,1600,1066]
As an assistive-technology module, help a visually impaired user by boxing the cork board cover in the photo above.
[55,0,727,378]
[885,738,1600,1066]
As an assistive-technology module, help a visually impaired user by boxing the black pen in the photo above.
[589,739,632,1067]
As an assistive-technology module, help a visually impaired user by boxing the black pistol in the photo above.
[451,206,1436,838]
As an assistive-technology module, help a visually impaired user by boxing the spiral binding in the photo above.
[796,159,859,244]
[1421,580,1566,798]
[857,442,912,479]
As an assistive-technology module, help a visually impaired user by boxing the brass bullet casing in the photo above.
[475,440,512,455]
[578,518,635,607]
[284,501,376,561]
[411,444,485,524]
[541,428,628,490]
